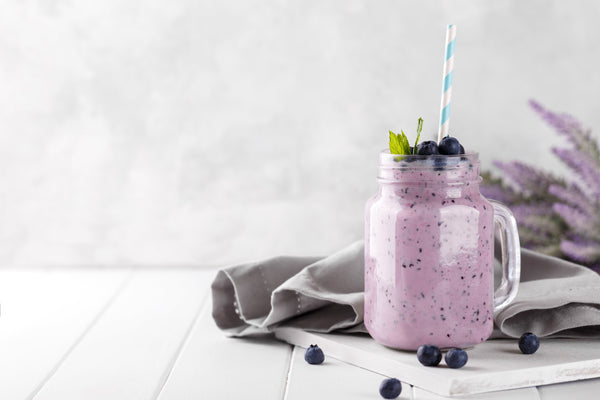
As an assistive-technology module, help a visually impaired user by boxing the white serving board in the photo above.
[274,328,600,397]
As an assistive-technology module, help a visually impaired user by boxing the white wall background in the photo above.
[1,0,599,267]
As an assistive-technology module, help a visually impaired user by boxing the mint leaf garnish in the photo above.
[413,117,423,154]
[389,131,403,154]
[389,117,425,157]
[389,130,411,156]
[399,130,411,153]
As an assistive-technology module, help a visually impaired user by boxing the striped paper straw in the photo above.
[438,24,456,143]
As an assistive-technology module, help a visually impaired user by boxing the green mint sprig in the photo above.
[389,130,411,155]
[389,117,424,157]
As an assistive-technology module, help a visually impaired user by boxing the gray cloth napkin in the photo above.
[211,241,600,339]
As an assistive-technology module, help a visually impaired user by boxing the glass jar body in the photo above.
[364,153,495,350]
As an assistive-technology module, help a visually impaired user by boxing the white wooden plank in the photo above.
[284,345,414,400]
[537,378,600,400]
[275,328,600,397]
[0,268,131,400]
[157,296,293,400]
[33,269,213,400]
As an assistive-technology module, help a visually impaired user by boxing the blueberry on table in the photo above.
[304,344,325,364]
[416,140,439,155]
[519,332,540,354]
[445,348,468,368]
[459,144,465,154]
[438,136,462,155]
[417,344,442,366]
[379,378,402,399]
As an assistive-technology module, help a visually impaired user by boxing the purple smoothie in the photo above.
[364,152,494,350]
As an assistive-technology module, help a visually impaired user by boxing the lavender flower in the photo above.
[529,99,582,137]
[552,148,600,195]
[553,203,600,241]
[493,160,564,196]
[548,184,595,216]
[482,100,600,272]
[530,99,600,163]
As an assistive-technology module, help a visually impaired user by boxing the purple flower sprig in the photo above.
[481,100,600,272]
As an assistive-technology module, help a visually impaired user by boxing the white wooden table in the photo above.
[1,267,599,400]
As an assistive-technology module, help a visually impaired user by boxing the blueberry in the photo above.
[417,345,442,366]
[438,136,462,155]
[379,378,402,399]
[304,344,325,364]
[445,348,468,369]
[459,144,465,154]
[518,332,540,354]
[416,140,439,155]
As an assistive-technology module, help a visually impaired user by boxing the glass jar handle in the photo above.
[491,200,521,311]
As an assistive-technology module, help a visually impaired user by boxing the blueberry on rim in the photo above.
[416,140,439,155]
[438,136,462,155]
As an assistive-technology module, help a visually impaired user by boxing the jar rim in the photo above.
[379,149,479,160]
[377,149,481,183]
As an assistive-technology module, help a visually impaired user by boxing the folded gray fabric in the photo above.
[493,248,600,338]
[212,241,600,339]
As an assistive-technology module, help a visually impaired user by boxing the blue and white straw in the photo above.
[438,24,456,143]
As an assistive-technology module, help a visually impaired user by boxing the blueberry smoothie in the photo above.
[364,152,495,350]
